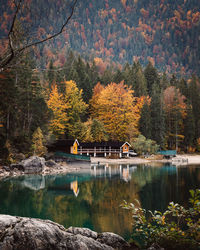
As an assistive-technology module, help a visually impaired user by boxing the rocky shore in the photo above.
[0,214,133,250]
[0,154,200,180]
[0,156,82,179]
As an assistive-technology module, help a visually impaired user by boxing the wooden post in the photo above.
[94,147,96,157]
[104,147,107,157]
[109,146,111,156]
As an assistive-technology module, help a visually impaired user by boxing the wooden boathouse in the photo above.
[48,139,136,159]
[47,139,79,154]
[78,141,135,158]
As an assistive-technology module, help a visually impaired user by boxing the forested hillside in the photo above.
[0,0,200,75]
[1,50,200,163]
[0,0,200,164]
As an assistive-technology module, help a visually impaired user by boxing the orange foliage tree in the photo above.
[90,81,140,141]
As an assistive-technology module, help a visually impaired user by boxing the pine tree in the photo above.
[163,86,186,150]
[170,74,179,88]
[160,72,170,90]
[183,102,195,150]
[139,100,151,139]
[133,66,147,97]
[113,69,124,83]
[150,84,165,148]
[188,75,200,141]
[178,78,188,98]
[144,62,160,95]
[47,60,55,89]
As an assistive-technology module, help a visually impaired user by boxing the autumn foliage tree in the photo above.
[47,84,68,137]
[64,80,88,138]
[31,127,47,156]
[47,80,87,139]
[90,81,140,141]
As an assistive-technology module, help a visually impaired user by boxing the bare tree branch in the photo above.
[0,0,78,71]
[0,0,23,69]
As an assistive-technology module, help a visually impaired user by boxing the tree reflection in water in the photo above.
[0,163,199,240]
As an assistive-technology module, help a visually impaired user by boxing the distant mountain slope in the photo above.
[0,0,200,75]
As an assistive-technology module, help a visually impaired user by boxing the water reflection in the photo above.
[0,163,199,240]
[91,163,137,181]
[70,180,79,197]
[21,175,45,190]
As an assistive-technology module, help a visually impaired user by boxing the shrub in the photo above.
[122,189,200,249]
[131,135,159,155]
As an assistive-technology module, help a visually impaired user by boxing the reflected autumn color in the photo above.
[0,163,199,240]
[70,180,79,197]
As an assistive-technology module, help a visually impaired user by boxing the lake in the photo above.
[0,163,199,240]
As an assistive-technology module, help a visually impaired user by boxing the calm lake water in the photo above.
[0,163,199,240]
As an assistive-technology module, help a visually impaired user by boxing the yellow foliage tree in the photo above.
[47,81,88,139]
[47,84,68,137]
[90,82,140,141]
[64,80,88,138]
[31,127,47,156]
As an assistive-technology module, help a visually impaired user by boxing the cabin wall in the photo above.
[122,144,129,153]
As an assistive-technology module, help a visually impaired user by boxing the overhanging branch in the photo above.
[0,0,78,71]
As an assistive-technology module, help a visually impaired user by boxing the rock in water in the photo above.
[21,156,45,173]
[0,215,131,250]
[10,156,45,174]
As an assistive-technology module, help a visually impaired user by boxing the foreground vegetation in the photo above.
[123,189,200,249]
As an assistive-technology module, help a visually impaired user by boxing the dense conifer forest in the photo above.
[1,0,200,75]
[0,0,200,163]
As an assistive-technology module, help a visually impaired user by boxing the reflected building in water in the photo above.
[91,163,137,182]
[70,180,79,197]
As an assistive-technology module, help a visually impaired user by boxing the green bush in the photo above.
[131,135,159,155]
[122,189,200,249]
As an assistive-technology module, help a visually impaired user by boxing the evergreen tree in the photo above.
[163,86,186,150]
[178,78,188,98]
[0,54,49,153]
[150,84,165,148]
[188,75,200,141]
[113,69,124,83]
[170,74,179,88]
[101,68,113,85]
[74,56,93,103]
[144,62,160,95]
[139,101,151,139]
[160,72,170,90]
[183,102,195,151]
[122,62,134,87]
[47,60,55,89]
[133,66,147,97]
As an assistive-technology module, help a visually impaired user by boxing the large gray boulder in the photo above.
[0,215,131,250]
[11,156,45,174]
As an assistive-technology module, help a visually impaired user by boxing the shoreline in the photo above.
[91,154,200,165]
[0,154,200,180]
